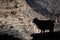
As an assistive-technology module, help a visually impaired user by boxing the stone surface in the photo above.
[0,0,60,40]
[0,0,41,40]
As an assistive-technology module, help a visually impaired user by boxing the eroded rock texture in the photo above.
[0,0,60,40]
[0,0,42,40]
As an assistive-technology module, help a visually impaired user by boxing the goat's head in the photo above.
[33,18,38,23]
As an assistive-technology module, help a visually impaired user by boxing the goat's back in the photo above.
[33,18,55,30]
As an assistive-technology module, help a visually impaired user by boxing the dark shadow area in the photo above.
[25,0,55,16]
[0,34,21,40]
[31,32,60,40]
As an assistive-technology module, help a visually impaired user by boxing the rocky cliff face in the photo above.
[0,0,60,40]
[0,0,42,40]
[25,0,60,22]
[25,0,60,31]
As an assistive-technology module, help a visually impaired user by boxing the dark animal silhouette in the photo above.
[33,18,55,33]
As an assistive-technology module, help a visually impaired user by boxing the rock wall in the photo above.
[0,0,43,40]
[0,0,60,40]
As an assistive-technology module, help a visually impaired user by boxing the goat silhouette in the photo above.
[33,18,55,33]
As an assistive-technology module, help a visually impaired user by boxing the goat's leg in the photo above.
[41,30,42,33]
[44,30,45,33]
[41,30,44,33]
[43,30,45,33]
[50,28,53,32]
